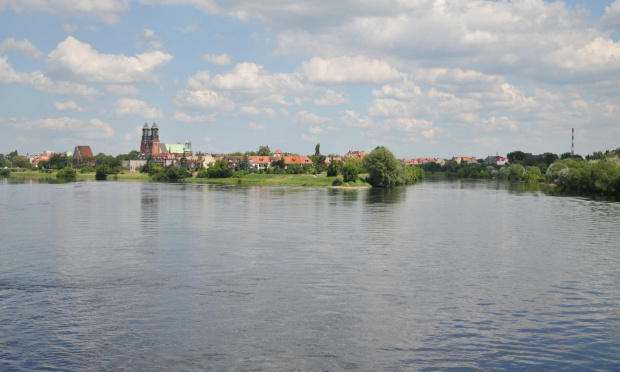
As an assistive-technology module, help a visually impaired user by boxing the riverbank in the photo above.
[7,170,372,188]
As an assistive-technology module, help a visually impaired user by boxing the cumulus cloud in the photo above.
[172,111,218,122]
[247,122,265,130]
[302,134,319,143]
[201,53,232,65]
[294,111,332,124]
[12,117,114,139]
[0,0,130,23]
[55,100,87,112]
[112,98,163,118]
[313,89,349,105]
[0,55,99,97]
[174,89,235,111]
[299,56,401,84]
[47,36,173,83]
[106,84,140,96]
[0,37,43,58]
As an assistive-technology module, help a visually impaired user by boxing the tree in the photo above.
[363,147,412,187]
[342,163,359,183]
[0,154,5,168]
[315,143,321,157]
[201,159,232,178]
[180,154,188,169]
[507,151,526,163]
[141,155,154,174]
[8,150,18,159]
[56,167,77,181]
[50,154,71,169]
[12,156,31,169]
[257,145,271,156]
[238,154,251,171]
[152,165,190,181]
[38,160,50,170]
[327,160,343,177]
[95,165,110,180]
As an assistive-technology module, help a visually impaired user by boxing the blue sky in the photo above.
[1,0,620,158]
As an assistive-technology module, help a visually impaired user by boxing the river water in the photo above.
[1,179,619,370]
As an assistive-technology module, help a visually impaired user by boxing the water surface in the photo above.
[1,179,619,370]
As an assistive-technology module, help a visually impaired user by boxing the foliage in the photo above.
[363,147,413,188]
[140,155,154,174]
[151,165,190,182]
[50,154,71,169]
[507,151,526,163]
[0,168,11,176]
[257,145,271,156]
[545,157,620,195]
[287,163,304,174]
[38,160,50,169]
[12,156,32,169]
[232,170,247,178]
[406,166,425,182]
[95,165,110,180]
[56,167,77,181]
[0,154,5,168]
[238,154,251,171]
[180,155,188,169]
[271,158,286,170]
[80,166,94,173]
[326,160,343,177]
[200,159,232,178]
[342,163,359,183]
[332,178,343,186]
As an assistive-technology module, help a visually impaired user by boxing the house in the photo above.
[344,150,365,159]
[283,156,313,166]
[73,146,95,166]
[248,156,271,170]
[452,156,477,164]
[273,149,283,158]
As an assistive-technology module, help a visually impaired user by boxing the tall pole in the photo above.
[571,128,575,156]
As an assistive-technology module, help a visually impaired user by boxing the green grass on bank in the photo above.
[9,170,371,188]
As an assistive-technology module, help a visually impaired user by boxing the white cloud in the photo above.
[177,21,200,33]
[106,84,140,96]
[55,100,87,112]
[299,56,401,84]
[174,89,235,111]
[294,111,332,124]
[302,134,319,143]
[313,89,349,105]
[0,55,99,97]
[62,24,78,33]
[308,126,325,134]
[0,37,43,59]
[141,28,164,51]
[0,0,130,23]
[172,111,218,122]
[12,117,114,139]
[201,53,232,65]
[112,98,163,118]
[247,122,265,130]
[47,36,173,83]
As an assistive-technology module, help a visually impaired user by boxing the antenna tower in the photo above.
[571,128,575,156]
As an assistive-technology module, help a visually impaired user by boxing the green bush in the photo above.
[95,165,110,180]
[342,164,359,183]
[56,167,77,181]
[0,168,11,176]
[332,178,343,186]
[80,166,94,173]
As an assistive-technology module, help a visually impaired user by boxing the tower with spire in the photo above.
[140,122,161,155]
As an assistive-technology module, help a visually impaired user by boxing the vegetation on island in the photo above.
[364,147,425,187]
[419,148,620,196]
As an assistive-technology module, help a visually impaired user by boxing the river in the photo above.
[1,179,619,370]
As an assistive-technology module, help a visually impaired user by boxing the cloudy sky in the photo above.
[1,0,620,158]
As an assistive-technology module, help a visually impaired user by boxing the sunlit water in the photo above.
[1,179,619,370]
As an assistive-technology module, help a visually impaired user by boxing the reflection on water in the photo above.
[0,180,619,370]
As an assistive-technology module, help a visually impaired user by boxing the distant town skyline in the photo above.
[1,1,619,158]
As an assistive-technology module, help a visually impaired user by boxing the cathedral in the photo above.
[139,122,192,156]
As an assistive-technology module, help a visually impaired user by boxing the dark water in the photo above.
[1,179,619,371]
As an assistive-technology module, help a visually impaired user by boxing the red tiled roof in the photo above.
[76,146,94,158]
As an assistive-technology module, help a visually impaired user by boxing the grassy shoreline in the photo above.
[8,170,372,188]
